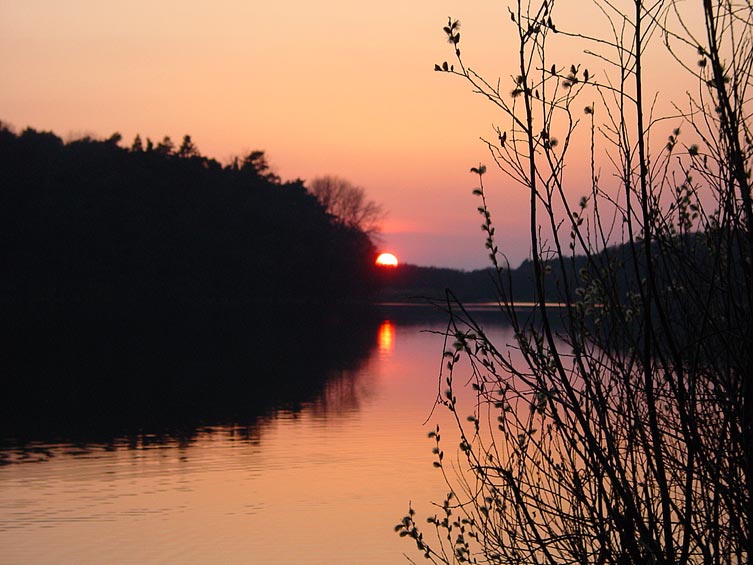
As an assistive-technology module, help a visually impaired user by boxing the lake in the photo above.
[0,304,512,564]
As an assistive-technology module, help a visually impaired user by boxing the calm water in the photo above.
[0,305,511,564]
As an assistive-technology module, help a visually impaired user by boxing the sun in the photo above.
[375,252,399,267]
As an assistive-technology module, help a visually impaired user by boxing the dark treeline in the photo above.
[376,264,501,302]
[0,125,378,320]
[379,233,731,311]
[376,261,558,303]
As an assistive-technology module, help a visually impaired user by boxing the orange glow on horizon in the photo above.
[375,252,399,267]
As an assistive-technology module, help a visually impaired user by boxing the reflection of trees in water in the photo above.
[307,365,376,418]
[0,424,268,466]
[0,305,382,455]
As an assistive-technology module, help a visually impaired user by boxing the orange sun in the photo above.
[375,252,399,267]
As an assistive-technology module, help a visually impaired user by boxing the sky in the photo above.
[0,1,698,270]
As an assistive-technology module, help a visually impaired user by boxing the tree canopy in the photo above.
[309,175,384,235]
[0,125,381,319]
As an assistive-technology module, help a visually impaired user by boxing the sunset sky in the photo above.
[0,1,697,269]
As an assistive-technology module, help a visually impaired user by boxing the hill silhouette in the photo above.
[376,234,728,309]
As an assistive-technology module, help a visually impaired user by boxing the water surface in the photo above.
[0,305,511,564]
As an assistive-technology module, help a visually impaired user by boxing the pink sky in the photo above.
[0,1,696,270]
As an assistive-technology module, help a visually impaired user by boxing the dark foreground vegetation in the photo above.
[397,1,752,563]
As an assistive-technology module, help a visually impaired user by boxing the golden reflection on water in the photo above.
[377,320,395,356]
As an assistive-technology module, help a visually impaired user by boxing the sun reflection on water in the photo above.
[377,321,395,355]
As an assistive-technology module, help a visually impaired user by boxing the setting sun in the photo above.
[375,252,399,267]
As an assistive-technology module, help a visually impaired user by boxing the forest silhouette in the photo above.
[0,124,378,321]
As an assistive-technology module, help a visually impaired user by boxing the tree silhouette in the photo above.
[309,175,384,235]
[155,135,174,156]
[398,1,752,563]
[130,134,144,152]
[177,134,200,158]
